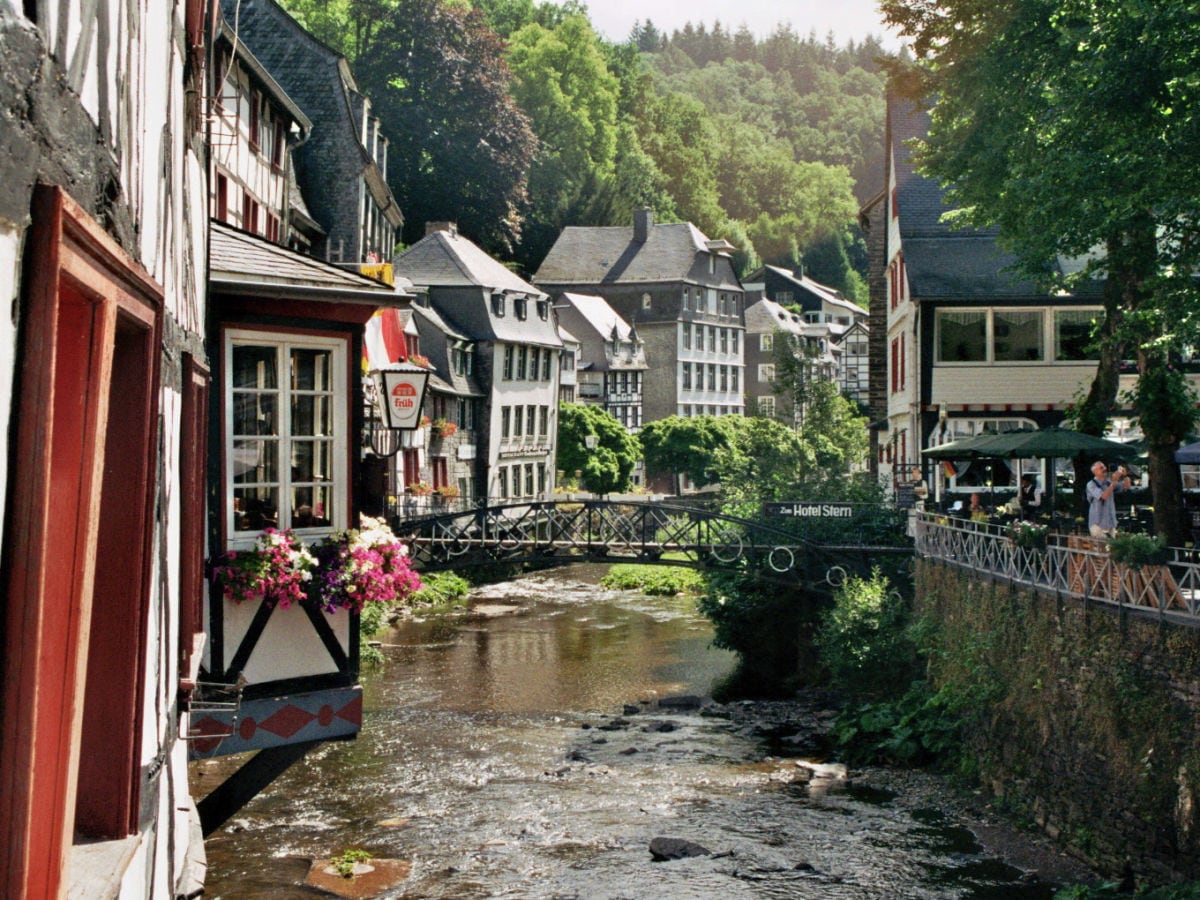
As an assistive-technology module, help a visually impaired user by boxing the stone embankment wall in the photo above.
[916,561,1200,883]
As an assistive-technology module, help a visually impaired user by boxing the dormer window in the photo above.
[642,292,652,310]
[491,293,505,317]
[537,299,549,320]
[515,297,527,320]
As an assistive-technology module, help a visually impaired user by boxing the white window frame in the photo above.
[224,329,348,549]
[758,363,775,383]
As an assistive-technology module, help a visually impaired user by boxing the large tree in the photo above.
[882,0,1200,543]
[556,403,641,494]
[355,0,537,254]
[506,14,622,270]
[639,415,737,492]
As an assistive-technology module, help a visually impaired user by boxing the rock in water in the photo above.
[649,837,712,861]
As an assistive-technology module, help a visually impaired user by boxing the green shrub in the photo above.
[815,567,917,696]
[1107,532,1169,570]
[411,571,472,608]
[831,680,970,767]
[600,564,706,596]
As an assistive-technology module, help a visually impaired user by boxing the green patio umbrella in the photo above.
[966,427,1134,461]
[921,432,1001,460]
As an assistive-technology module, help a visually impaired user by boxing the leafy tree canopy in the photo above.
[639,414,737,488]
[556,403,641,494]
[354,0,538,255]
[881,0,1200,542]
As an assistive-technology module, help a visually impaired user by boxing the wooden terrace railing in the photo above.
[914,513,1200,625]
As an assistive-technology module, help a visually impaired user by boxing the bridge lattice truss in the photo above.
[394,500,910,589]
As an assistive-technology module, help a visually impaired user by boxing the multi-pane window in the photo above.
[502,406,511,438]
[760,334,774,352]
[515,297,527,320]
[527,405,537,439]
[682,323,691,350]
[499,467,509,500]
[994,310,1044,362]
[759,395,776,418]
[539,405,549,437]
[732,330,739,354]
[682,362,692,390]
[936,310,988,362]
[758,363,775,383]
[538,464,547,494]
[525,464,535,496]
[492,293,506,316]
[517,346,528,379]
[542,350,552,380]
[503,345,514,380]
[707,364,716,390]
[1055,309,1100,360]
[731,367,739,392]
[720,365,728,391]
[530,347,540,381]
[513,405,524,437]
[228,333,344,539]
[720,329,728,354]
[707,327,716,352]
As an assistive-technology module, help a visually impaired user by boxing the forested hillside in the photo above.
[276,0,891,300]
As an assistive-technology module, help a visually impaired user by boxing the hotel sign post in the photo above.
[763,501,855,519]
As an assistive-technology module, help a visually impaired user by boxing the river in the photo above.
[195,567,1096,898]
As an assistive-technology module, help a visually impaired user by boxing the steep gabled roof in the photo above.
[557,293,633,342]
[396,230,542,295]
[760,265,866,317]
[745,298,807,337]
[536,222,718,285]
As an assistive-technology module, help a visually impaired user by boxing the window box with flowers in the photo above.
[207,519,423,684]
[434,484,459,499]
[406,481,433,496]
[429,418,458,438]
[407,354,430,368]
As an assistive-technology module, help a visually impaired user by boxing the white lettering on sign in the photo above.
[768,502,854,518]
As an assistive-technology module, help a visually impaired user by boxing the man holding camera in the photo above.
[1086,460,1130,538]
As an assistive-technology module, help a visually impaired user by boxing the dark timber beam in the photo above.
[197,741,321,836]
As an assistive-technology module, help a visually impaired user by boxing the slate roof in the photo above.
[760,266,866,318]
[745,298,807,337]
[395,230,541,295]
[535,222,727,286]
[209,221,398,301]
[395,231,561,349]
[890,96,1102,301]
[557,293,635,342]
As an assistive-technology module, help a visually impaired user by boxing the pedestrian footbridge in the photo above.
[391,499,911,592]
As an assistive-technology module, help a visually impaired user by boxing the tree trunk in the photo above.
[1069,232,1130,517]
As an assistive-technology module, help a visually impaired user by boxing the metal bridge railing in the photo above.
[914,513,1200,624]
[392,499,910,584]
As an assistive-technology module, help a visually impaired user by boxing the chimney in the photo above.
[425,221,457,237]
[633,208,653,243]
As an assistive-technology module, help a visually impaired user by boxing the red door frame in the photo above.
[0,186,163,897]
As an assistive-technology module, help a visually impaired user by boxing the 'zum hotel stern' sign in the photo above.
[763,501,855,518]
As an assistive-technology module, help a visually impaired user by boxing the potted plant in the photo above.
[1106,532,1180,609]
[1107,532,1169,570]
[1007,520,1049,551]
[434,484,459,499]
[406,481,433,496]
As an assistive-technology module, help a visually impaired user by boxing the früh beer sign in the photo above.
[370,363,429,430]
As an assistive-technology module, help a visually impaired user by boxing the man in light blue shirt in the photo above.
[1086,461,1129,538]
